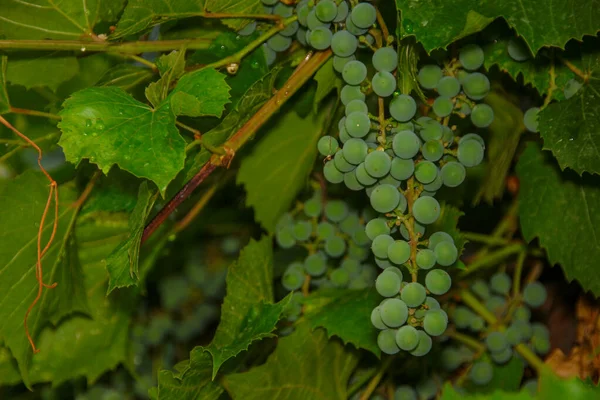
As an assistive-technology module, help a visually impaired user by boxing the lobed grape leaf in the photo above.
[303,288,381,357]
[0,0,126,40]
[56,54,118,99]
[114,0,262,37]
[0,346,21,385]
[396,0,600,53]
[96,64,155,91]
[537,368,600,399]
[145,50,187,108]
[6,53,79,92]
[313,58,343,112]
[473,90,524,204]
[237,109,327,233]
[517,143,600,295]
[169,68,231,118]
[223,322,359,400]
[0,55,10,114]
[396,37,427,101]
[105,181,157,293]
[0,172,85,386]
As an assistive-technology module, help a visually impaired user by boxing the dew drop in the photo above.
[124,155,131,160]
[85,119,93,128]
[96,121,105,130]
[81,47,86,52]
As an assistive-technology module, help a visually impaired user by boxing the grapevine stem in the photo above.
[0,39,212,53]
[10,107,61,120]
[347,367,378,398]
[462,232,516,247]
[446,329,485,352]
[542,54,557,108]
[460,289,498,325]
[375,8,390,43]
[173,181,220,234]
[460,243,525,277]
[359,356,393,400]
[515,343,547,372]
[558,56,589,83]
[512,250,527,297]
[114,53,157,70]
[377,97,386,144]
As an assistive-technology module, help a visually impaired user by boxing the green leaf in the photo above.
[396,0,600,53]
[237,110,326,233]
[473,90,524,204]
[0,172,83,386]
[540,76,600,176]
[0,0,126,40]
[56,54,118,99]
[440,383,533,400]
[96,64,154,91]
[303,288,381,357]
[517,142,600,295]
[169,68,231,118]
[114,0,262,37]
[462,357,525,394]
[0,55,10,114]
[313,58,342,112]
[105,181,157,293]
[6,53,79,92]
[145,50,187,108]
[395,37,427,101]
[58,87,186,193]
[428,203,467,258]
[223,322,359,400]
[538,368,600,399]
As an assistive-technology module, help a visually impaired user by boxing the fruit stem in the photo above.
[462,232,516,247]
[359,355,393,400]
[375,8,390,44]
[558,56,590,83]
[512,250,527,297]
[173,181,220,234]
[460,289,498,326]
[459,243,525,277]
[9,107,61,120]
[515,343,547,373]
[0,39,213,53]
[446,329,485,352]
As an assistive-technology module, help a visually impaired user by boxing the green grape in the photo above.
[376,270,402,297]
[410,330,433,356]
[352,228,371,246]
[383,266,403,280]
[457,139,484,167]
[238,21,257,36]
[371,306,387,329]
[390,157,415,180]
[341,258,361,276]
[459,44,485,70]
[296,2,309,25]
[345,15,368,36]
[307,9,330,30]
[419,119,443,141]
[325,200,348,222]
[513,306,531,321]
[453,306,476,329]
[486,331,508,352]
[390,95,417,122]
[308,27,333,50]
[491,346,513,364]
[434,241,458,266]
[324,160,344,184]
[267,34,292,52]
[442,126,454,143]
[505,324,523,345]
[370,184,401,213]
[423,173,443,192]
[350,244,370,262]
[471,279,491,300]
[417,64,443,90]
[513,320,533,341]
[457,100,471,115]
[432,96,454,117]
[344,169,364,191]
[342,60,367,85]
[345,99,369,116]
[282,264,304,291]
[532,323,549,340]
[378,329,400,354]
[315,0,338,22]
[395,325,419,351]
[317,221,336,239]
[421,140,444,162]
[485,295,506,314]
[365,218,391,240]
[343,138,369,164]
[339,125,351,143]
[372,71,397,97]
[325,236,346,257]
[331,30,358,57]
[273,2,293,17]
[392,130,420,159]
[441,347,464,371]
[400,221,425,240]
[331,268,350,287]
[416,378,439,398]
[373,47,398,72]
[333,1,349,22]
[280,20,300,37]
[428,231,453,250]
[333,55,356,73]
[341,84,365,105]
[507,37,531,61]
[318,135,339,156]
[412,196,441,225]
[564,78,583,99]
[304,198,322,218]
[387,240,411,265]
[523,107,539,133]
[425,269,451,295]
[441,162,466,187]
[276,212,294,230]
[380,173,401,187]
[349,276,369,289]
[262,43,276,66]
[395,385,418,400]
[375,257,392,269]
[351,2,376,28]
[276,226,296,248]
[459,133,485,146]
[523,281,547,307]
[372,234,394,259]
[490,272,511,295]
[345,112,371,138]
[380,298,409,327]
[395,191,408,213]
[425,296,441,310]
[365,150,392,178]
[424,309,449,336]
[522,379,538,396]
[415,161,438,184]
[470,316,486,332]
[470,361,493,385]
[261,0,278,6]
[416,249,436,269]
[304,252,327,276]
[437,76,461,97]
[532,335,550,355]
[401,282,427,307]
[463,72,490,100]
[470,104,494,128]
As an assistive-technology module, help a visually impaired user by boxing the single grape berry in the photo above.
[377,329,400,354]
[351,2,377,28]
[370,184,401,213]
[417,65,443,90]
[523,281,547,307]
[379,298,409,327]
[425,269,452,295]
[524,107,540,133]
[412,196,441,225]
[387,240,411,265]
[317,135,339,156]
[428,231,453,250]
[416,249,437,270]
[330,268,350,287]
[457,139,484,167]
[315,0,338,22]
[324,160,344,183]
[325,236,346,257]
[371,306,387,329]
[437,76,461,97]
[463,72,490,100]
[341,84,365,105]
[564,78,583,99]
[491,347,513,364]
[372,234,394,259]
[490,272,511,295]
[415,161,438,184]
[395,325,419,351]
[441,162,466,187]
[334,1,349,22]
[393,130,421,159]
[376,270,402,297]
[401,282,427,307]
[508,37,531,61]
[372,71,397,97]
[425,296,440,310]
[410,331,433,356]
[304,252,327,276]
[471,104,495,128]
[434,241,458,266]
[292,220,312,241]
[372,47,398,72]
[433,96,454,117]
[470,361,493,385]
[471,279,491,300]
[421,140,444,162]
[365,218,390,240]
[343,138,369,164]
[345,112,371,138]
[342,60,367,85]
[345,99,369,116]
[344,169,363,191]
[325,200,348,222]
[390,95,417,122]
[390,157,415,180]
[282,265,304,291]
[423,309,449,336]
[331,30,358,57]
[459,44,485,70]
[303,197,322,218]
[267,34,293,52]
[486,331,508,353]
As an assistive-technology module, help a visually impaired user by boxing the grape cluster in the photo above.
[449,274,549,386]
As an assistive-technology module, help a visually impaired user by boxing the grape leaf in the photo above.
[223,322,359,400]
[6,53,79,92]
[237,109,327,233]
[538,368,600,399]
[539,76,600,176]
[114,0,262,37]
[152,350,224,400]
[58,87,185,193]
[96,64,154,91]
[0,346,21,385]
[462,357,525,394]
[473,90,524,204]
[0,55,9,114]
[0,172,84,386]
[146,50,187,108]
[440,384,533,400]
[0,0,126,40]
[313,58,342,112]
[303,288,381,357]
[396,0,600,53]
[56,54,118,99]
[396,37,427,101]
[517,142,600,295]
[169,68,231,118]
[105,181,158,293]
